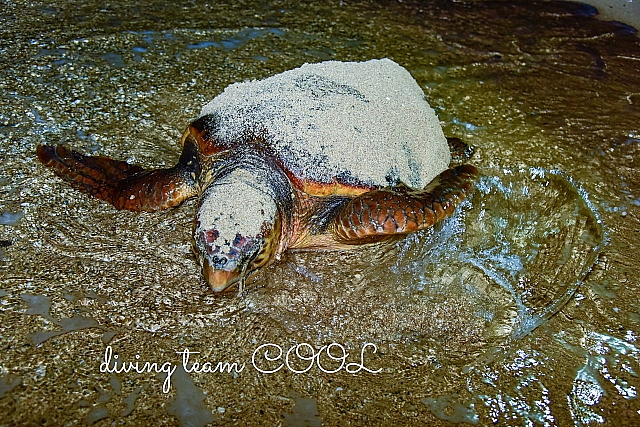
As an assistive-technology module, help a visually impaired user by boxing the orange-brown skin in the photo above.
[284,169,374,198]
[331,165,476,242]
[36,145,197,211]
[282,164,477,251]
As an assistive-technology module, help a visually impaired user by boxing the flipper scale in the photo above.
[332,165,478,243]
[37,143,198,212]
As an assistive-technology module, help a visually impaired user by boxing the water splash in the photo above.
[397,166,604,341]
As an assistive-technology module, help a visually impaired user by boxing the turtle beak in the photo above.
[202,258,241,292]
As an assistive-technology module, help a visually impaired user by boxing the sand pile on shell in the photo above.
[200,58,450,189]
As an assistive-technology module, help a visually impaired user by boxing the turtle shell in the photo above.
[190,59,451,196]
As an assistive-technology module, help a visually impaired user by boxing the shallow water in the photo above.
[1,0,640,425]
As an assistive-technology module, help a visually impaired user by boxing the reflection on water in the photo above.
[563,330,639,424]
[1,0,640,425]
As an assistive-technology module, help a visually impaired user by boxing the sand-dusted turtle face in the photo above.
[193,169,281,292]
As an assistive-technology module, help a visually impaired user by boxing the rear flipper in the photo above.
[447,137,475,163]
[37,142,199,212]
[332,165,478,243]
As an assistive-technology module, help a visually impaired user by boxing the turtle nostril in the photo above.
[212,255,228,269]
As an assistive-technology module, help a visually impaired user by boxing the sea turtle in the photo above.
[37,59,478,293]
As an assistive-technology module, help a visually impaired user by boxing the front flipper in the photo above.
[37,141,199,212]
[332,165,478,243]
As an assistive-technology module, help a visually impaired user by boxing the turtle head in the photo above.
[193,171,281,292]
